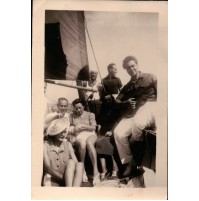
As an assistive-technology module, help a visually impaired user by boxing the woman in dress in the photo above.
[43,118,83,186]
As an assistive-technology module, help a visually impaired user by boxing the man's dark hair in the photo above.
[72,98,85,107]
[122,56,138,69]
[107,63,116,71]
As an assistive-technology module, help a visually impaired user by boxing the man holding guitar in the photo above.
[113,55,157,179]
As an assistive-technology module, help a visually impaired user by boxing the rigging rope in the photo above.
[84,17,106,94]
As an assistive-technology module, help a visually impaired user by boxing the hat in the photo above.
[90,68,98,73]
[47,118,70,136]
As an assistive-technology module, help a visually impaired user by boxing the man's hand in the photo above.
[105,131,113,137]
[128,98,136,109]
[57,113,64,118]
[76,80,87,87]
[68,126,75,134]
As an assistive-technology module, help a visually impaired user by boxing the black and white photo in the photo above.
[32,1,167,199]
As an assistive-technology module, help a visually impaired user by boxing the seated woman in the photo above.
[69,98,100,186]
[43,118,83,187]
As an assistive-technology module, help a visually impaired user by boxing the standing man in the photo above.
[99,63,123,133]
[101,63,122,100]
[113,55,157,179]
[77,69,101,101]
[85,69,101,101]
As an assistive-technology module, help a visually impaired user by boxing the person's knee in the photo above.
[114,131,127,140]
[75,162,84,171]
[76,140,86,150]
[131,132,143,141]
[131,124,144,141]
[86,140,95,150]
[114,127,124,138]
[68,159,76,166]
[66,159,75,169]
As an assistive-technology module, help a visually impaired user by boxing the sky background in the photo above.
[46,11,158,104]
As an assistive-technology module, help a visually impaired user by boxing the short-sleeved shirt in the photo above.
[102,75,122,96]
[69,111,97,127]
[44,140,71,175]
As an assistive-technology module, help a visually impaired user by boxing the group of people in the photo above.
[42,55,157,187]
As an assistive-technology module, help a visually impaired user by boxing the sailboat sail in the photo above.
[45,10,90,81]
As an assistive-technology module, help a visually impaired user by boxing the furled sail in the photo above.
[45,10,89,80]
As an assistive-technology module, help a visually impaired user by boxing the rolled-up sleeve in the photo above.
[89,112,97,126]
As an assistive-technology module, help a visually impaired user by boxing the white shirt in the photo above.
[85,81,101,100]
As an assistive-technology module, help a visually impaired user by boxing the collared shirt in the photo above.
[69,111,97,127]
[102,75,122,95]
[117,72,157,103]
[116,72,157,118]
[44,140,70,175]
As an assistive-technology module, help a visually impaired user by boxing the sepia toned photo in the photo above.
[32,0,167,199]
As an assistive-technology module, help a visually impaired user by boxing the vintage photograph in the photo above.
[32,1,167,199]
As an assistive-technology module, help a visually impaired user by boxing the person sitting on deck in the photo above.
[43,118,83,187]
[76,69,102,119]
[44,97,70,135]
[69,98,100,186]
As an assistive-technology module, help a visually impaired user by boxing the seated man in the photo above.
[69,98,100,186]
[76,69,102,119]
[44,97,69,134]
[113,55,157,181]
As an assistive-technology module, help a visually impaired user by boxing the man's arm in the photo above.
[117,77,123,91]
[138,74,157,102]
[44,112,59,131]
[98,79,106,99]
[116,94,136,110]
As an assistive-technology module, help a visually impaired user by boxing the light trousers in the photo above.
[114,102,156,164]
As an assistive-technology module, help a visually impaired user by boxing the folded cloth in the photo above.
[95,136,114,155]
